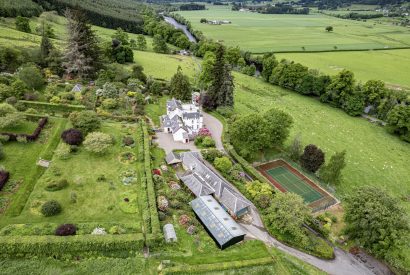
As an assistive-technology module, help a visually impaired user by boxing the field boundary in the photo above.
[256,159,339,212]
[252,46,410,55]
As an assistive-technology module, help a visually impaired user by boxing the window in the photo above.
[214,207,220,210]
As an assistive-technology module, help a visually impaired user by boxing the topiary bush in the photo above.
[45,179,69,192]
[41,200,62,217]
[61,128,83,145]
[55,224,76,236]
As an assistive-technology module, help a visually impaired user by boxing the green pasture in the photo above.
[176,5,410,52]
[276,49,410,89]
[266,166,323,203]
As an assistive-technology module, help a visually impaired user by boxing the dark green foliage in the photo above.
[0,47,24,72]
[300,144,325,173]
[69,111,101,134]
[0,0,43,17]
[55,224,77,236]
[41,200,62,217]
[45,179,69,192]
[18,64,45,90]
[344,186,409,259]
[261,53,278,82]
[131,65,147,83]
[319,150,346,184]
[321,69,355,107]
[18,100,86,114]
[152,35,169,54]
[270,61,309,91]
[362,80,387,106]
[203,44,234,110]
[386,105,410,142]
[170,66,191,100]
[40,23,53,66]
[15,16,31,33]
[263,108,293,147]
[342,91,365,116]
[288,134,303,161]
[105,40,134,64]
[201,148,224,163]
[64,9,102,79]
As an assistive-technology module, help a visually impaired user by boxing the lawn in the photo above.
[0,120,144,235]
[175,5,410,53]
[276,49,410,89]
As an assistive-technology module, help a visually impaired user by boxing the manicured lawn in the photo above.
[145,96,168,126]
[176,5,410,53]
[276,49,410,89]
[0,119,39,134]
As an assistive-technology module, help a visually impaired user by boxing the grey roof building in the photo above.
[167,98,182,112]
[180,152,251,217]
[191,196,245,249]
[163,224,177,243]
[165,152,182,165]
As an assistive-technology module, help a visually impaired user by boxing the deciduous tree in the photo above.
[319,150,346,185]
[300,144,325,173]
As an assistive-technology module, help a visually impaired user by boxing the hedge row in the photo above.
[0,234,144,258]
[0,170,10,191]
[142,121,161,238]
[98,113,140,122]
[162,256,274,274]
[0,117,48,142]
[18,100,86,113]
[5,119,67,217]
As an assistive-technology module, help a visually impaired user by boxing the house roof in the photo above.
[190,196,245,248]
[182,112,202,120]
[163,224,177,241]
[180,152,252,215]
[165,152,181,165]
[180,171,215,197]
[167,98,182,112]
[72,84,82,92]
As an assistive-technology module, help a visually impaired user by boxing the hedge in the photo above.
[162,257,274,274]
[0,117,48,142]
[18,100,86,113]
[0,234,144,258]
[0,170,10,191]
[5,119,67,217]
[142,121,161,238]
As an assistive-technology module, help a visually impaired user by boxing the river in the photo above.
[163,16,197,43]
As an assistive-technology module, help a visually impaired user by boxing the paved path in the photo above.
[240,223,375,275]
[202,112,224,151]
[154,131,198,154]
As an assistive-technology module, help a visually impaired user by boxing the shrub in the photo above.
[91,227,107,235]
[16,135,27,143]
[214,156,232,174]
[45,179,68,192]
[83,132,113,155]
[0,143,4,160]
[18,64,44,90]
[109,225,126,235]
[0,169,10,191]
[300,144,325,173]
[201,136,215,148]
[54,143,71,160]
[61,128,83,145]
[201,149,223,163]
[55,224,76,236]
[122,136,134,146]
[69,111,101,134]
[41,200,62,217]
[102,98,118,110]
[70,192,77,204]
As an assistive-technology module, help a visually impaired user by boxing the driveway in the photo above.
[202,112,224,151]
[154,131,198,154]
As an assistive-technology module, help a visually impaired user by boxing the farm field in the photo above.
[175,5,410,53]
[276,49,410,89]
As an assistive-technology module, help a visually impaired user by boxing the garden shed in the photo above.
[190,196,246,250]
[163,224,177,243]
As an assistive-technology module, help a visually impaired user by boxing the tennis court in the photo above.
[266,166,323,203]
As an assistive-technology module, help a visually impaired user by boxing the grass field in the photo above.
[176,5,410,53]
[276,49,410,89]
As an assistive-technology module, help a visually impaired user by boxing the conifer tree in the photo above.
[40,22,53,67]
[170,66,191,100]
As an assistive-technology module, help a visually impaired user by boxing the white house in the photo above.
[161,97,203,143]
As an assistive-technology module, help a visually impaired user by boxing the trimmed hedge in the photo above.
[0,117,48,142]
[0,234,144,258]
[141,121,161,238]
[0,170,10,191]
[18,100,86,114]
[162,257,274,274]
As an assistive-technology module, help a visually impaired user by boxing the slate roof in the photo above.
[191,196,245,248]
[167,99,182,112]
[179,172,215,196]
[182,112,202,120]
[180,152,251,215]
[162,115,179,128]
[165,152,181,165]
[72,84,83,92]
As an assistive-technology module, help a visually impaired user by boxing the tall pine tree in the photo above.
[203,44,234,110]
[40,22,53,67]
[170,66,191,100]
[63,9,102,79]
